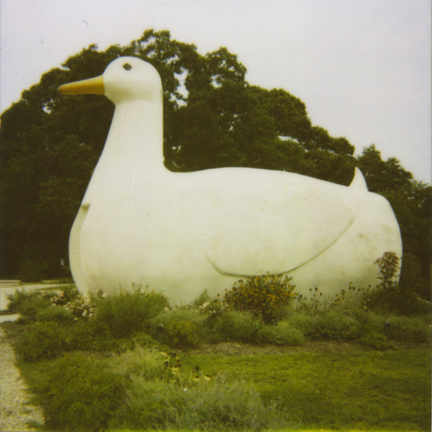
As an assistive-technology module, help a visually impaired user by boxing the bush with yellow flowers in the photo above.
[224,273,296,324]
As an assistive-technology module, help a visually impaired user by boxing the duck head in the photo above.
[58,57,162,105]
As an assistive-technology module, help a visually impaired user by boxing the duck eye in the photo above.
[123,63,132,71]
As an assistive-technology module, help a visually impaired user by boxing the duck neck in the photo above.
[103,99,165,172]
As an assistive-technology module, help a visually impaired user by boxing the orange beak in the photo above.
[58,75,105,95]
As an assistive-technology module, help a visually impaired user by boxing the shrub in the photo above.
[204,310,262,344]
[16,298,52,324]
[109,373,290,431]
[386,315,431,343]
[7,286,81,323]
[35,305,74,323]
[36,352,127,431]
[285,310,362,342]
[108,345,167,381]
[360,251,421,315]
[151,308,203,348]
[16,322,68,362]
[16,319,120,361]
[95,287,168,339]
[7,289,35,313]
[257,322,305,346]
[357,331,395,350]
[224,273,296,324]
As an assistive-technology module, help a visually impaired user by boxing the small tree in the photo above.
[361,252,424,315]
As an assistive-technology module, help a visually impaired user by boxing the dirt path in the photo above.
[0,326,44,431]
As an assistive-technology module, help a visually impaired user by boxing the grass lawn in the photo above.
[14,341,430,431]
[180,346,431,431]
[3,281,430,431]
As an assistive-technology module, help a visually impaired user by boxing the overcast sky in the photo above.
[1,0,430,183]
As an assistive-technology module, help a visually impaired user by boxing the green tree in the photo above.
[357,145,432,296]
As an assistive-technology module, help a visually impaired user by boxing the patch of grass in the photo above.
[12,322,431,432]
[182,348,431,431]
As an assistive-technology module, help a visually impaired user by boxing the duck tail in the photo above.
[349,168,368,191]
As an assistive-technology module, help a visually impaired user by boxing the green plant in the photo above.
[35,352,127,431]
[95,286,168,339]
[193,289,212,307]
[16,322,68,361]
[204,310,262,344]
[257,322,305,345]
[35,305,74,323]
[152,308,203,348]
[360,251,421,315]
[357,331,395,350]
[16,318,121,361]
[9,294,51,324]
[224,273,296,324]
[108,373,290,431]
[108,345,168,381]
[285,309,362,342]
[7,286,82,323]
[7,289,34,313]
[386,315,432,342]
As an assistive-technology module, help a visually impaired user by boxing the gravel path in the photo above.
[0,325,44,431]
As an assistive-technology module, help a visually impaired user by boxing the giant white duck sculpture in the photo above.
[59,56,402,304]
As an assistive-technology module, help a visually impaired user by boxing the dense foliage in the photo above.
[1,29,430,293]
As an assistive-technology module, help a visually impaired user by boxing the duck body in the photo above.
[61,57,402,304]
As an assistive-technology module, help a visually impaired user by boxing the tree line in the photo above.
[0,30,430,298]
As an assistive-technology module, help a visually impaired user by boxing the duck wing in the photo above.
[200,169,362,277]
